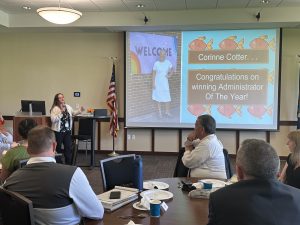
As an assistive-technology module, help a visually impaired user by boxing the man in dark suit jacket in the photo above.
[207,139,300,225]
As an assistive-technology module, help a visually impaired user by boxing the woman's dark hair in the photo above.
[197,114,216,134]
[18,119,38,139]
[50,93,63,112]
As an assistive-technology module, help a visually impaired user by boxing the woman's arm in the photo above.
[278,162,288,182]
[50,106,62,123]
[152,70,157,90]
[167,62,173,78]
[69,105,84,116]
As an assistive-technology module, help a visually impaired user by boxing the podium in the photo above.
[13,112,50,142]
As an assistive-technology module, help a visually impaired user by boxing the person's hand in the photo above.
[184,132,195,151]
[11,142,18,148]
[185,144,194,151]
[187,131,197,142]
[166,68,173,78]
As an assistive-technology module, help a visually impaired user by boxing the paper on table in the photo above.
[161,201,168,212]
[198,179,226,188]
[192,182,204,189]
[188,189,212,199]
[97,186,138,205]
[126,220,143,225]
[97,186,139,211]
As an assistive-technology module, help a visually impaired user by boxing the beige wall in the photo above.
[1,29,300,155]
[0,32,124,116]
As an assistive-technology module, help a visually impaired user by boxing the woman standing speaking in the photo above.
[50,93,83,165]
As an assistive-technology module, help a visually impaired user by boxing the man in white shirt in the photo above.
[182,114,226,179]
[4,126,104,225]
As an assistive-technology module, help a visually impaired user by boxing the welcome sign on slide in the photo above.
[125,29,280,130]
[129,32,177,74]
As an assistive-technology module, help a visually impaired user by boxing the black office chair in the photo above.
[99,154,143,192]
[223,148,233,179]
[17,153,64,169]
[72,118,93,165]
[0,187,35,225]
[173,147,189,177]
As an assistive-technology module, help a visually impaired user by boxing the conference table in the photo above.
[84,177,210,225]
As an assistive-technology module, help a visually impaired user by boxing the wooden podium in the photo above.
[13,113,50,142]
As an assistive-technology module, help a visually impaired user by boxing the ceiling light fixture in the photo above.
[136,4,145,8]
[37,0,82,25]
[261,0,269,4]
[22,6,31,10]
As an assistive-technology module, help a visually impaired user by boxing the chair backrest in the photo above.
[54,153,63,164]
[0,187,35,225]
[18,154,64,169]
[223,148,233,179]
[19,159,29,168]
[173,147,189,177]
[99,154,143,191]
[78,118,93,137]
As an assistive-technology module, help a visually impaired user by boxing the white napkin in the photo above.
[140,196,150,210]
[188,189,211,199]
[126,220,142,225]
[192,182,204,189]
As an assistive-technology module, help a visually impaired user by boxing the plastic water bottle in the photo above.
[29,103,33,115]
[133,155,143,191]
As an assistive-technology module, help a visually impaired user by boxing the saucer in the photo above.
[133,202,148,211]
[143,181,169,190]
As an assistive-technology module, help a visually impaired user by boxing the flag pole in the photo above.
[107,58,119,157]
[108,129,118,157]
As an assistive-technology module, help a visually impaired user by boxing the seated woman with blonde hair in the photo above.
[279,130,300,189]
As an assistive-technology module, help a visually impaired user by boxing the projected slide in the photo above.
[126,29,280,130]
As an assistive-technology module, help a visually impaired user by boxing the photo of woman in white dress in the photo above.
[152,50,174,118]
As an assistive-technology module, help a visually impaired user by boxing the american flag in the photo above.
[106,63,119,137]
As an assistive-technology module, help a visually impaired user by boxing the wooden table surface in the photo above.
[84,177,209,225]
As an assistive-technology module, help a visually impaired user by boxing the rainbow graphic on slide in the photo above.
[130,51,141,74]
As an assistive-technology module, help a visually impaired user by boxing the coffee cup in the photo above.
[150,200,161,217]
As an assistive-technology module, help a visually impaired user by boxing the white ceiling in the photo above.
[1,0,300,31]
[1,0,300,14]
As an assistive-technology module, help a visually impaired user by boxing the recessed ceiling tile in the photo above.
[217,0,250,8]
[186,0,218,9]
[153,0,186,10]
[278,0,300,7]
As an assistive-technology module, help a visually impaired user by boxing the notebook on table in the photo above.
[97,186,139,212]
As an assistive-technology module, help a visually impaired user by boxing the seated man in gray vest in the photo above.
[3,126,104,225]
